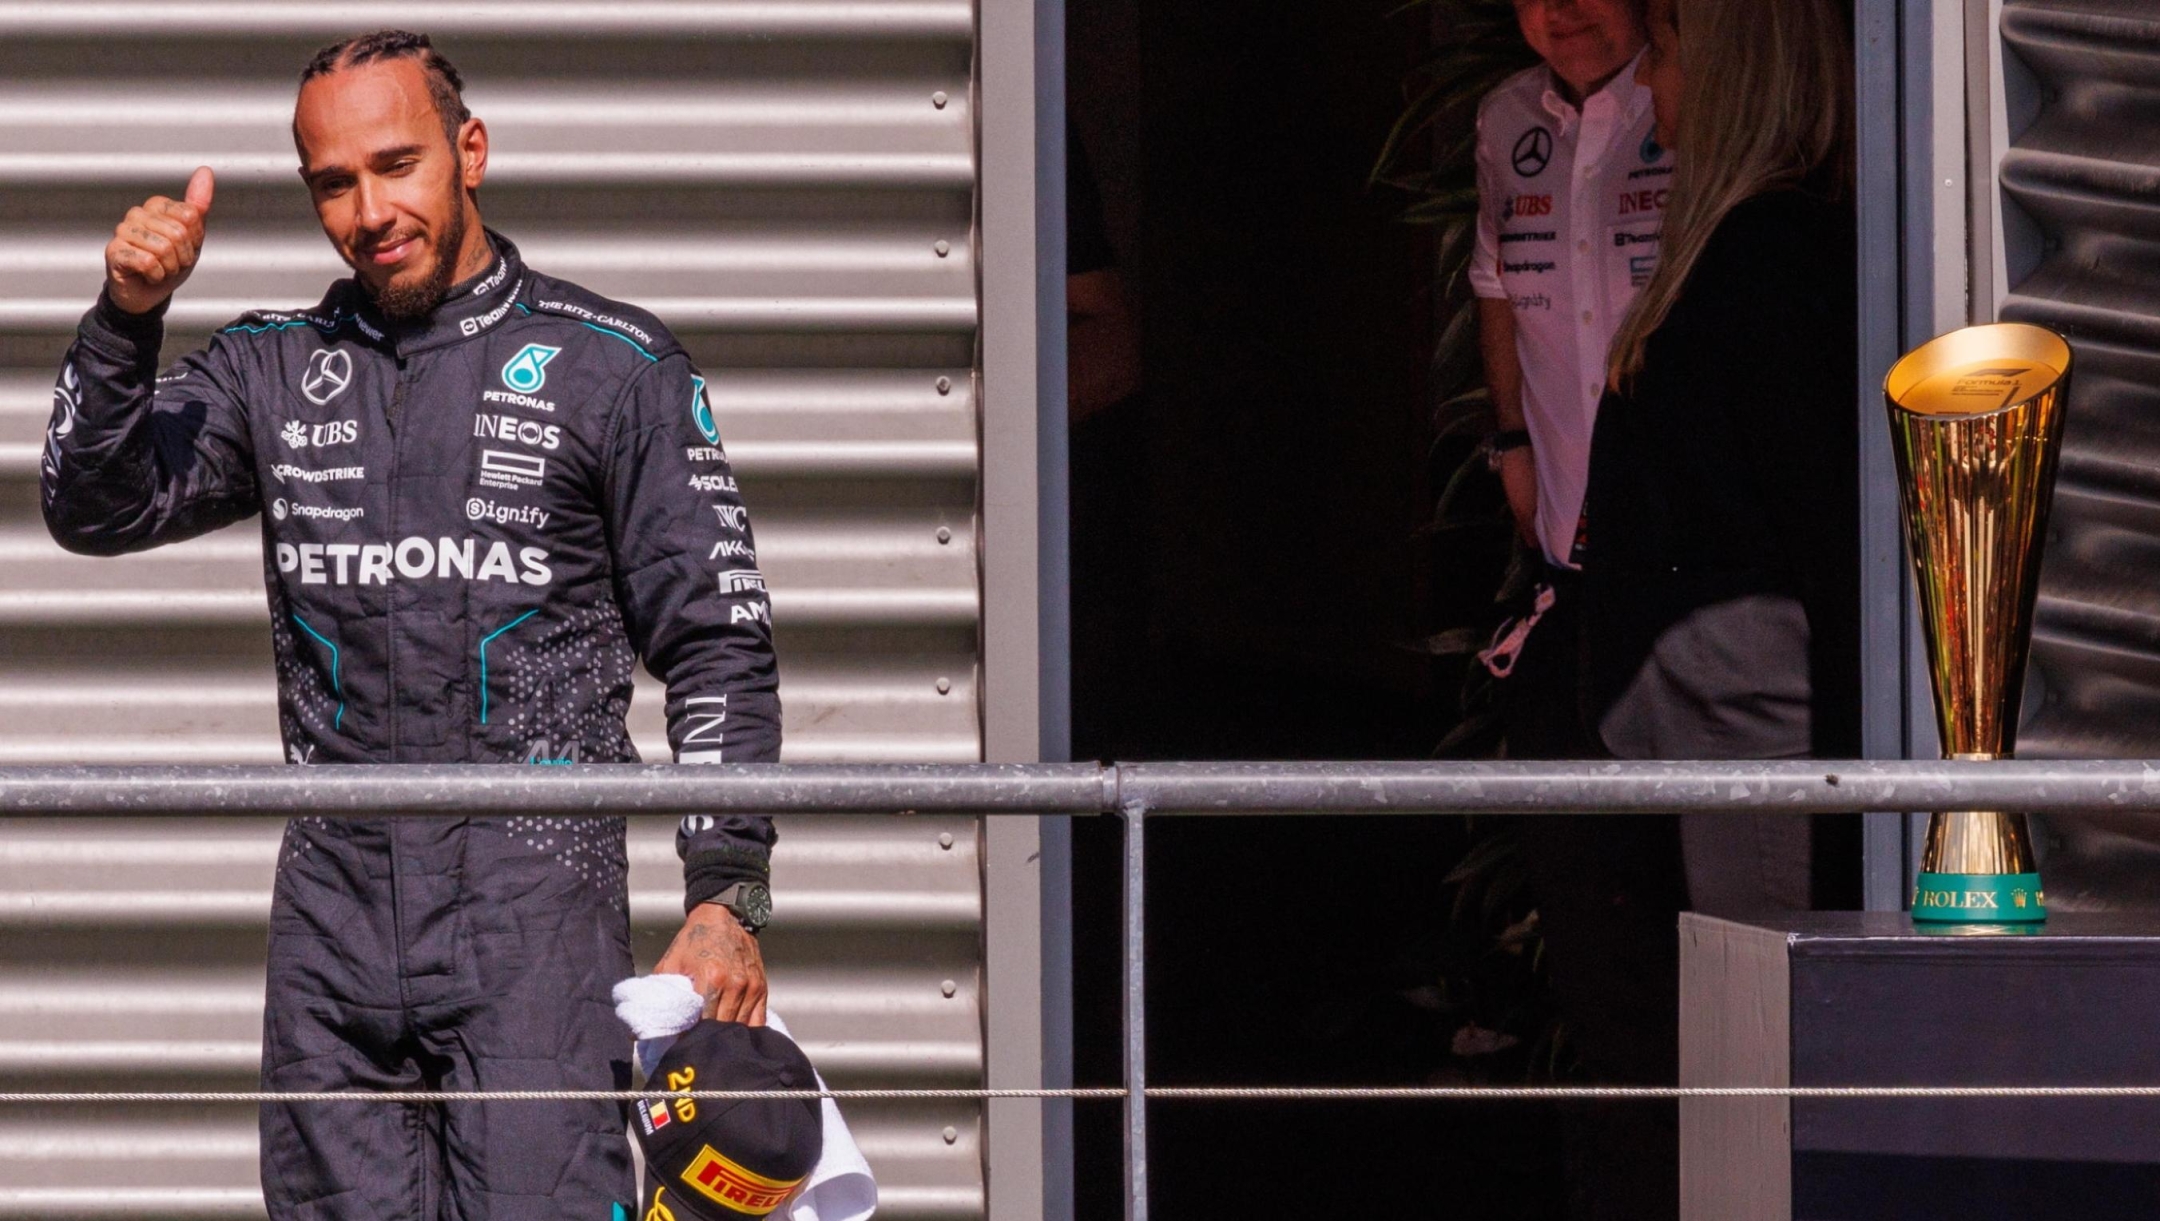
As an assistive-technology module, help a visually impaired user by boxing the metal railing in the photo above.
[5,758,2159,1221]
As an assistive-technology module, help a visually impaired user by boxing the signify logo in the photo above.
[466,497,551,530]
[275,537,552,586]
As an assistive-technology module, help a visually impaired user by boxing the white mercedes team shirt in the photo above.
[1469,52,1671,567]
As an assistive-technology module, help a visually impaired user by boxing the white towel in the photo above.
[612,974,878,1221]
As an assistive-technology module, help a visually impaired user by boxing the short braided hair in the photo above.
[298,30,470,149]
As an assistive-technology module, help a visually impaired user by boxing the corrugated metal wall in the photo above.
[0,4,988,1216]
[1996,1,2160,902]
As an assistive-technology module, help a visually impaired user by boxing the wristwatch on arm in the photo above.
[1484,428,1532,471]
[709,881,772,935]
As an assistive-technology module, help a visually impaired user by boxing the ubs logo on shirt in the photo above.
[1504,194,1553,221]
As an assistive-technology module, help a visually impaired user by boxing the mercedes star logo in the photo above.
[1512,126,1554,178]
[301,348,354,406]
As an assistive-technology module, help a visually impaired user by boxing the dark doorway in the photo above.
[1065,0,1565,1214]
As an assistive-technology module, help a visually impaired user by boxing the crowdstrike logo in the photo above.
[271,464,365,484]
[466,497,551,530]
[301,348,354,406]
[275,536,553,586]
[500,344,561,394]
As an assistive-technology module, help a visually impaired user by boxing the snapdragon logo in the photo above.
[500,344,561,394]
[286,503,365,522]
[275,536,553,587]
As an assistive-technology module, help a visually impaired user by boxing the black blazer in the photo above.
[1581,188,1861,759]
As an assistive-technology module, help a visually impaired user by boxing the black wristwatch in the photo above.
[709,882,772,935]
[1485,429,1532,471]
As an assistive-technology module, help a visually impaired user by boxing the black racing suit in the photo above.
[42,233,780,1221]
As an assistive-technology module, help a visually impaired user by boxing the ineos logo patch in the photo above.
[1513,127,1554,178]
[301,348,354,406]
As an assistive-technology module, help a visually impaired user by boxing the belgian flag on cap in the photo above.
[633,1020,823,1220]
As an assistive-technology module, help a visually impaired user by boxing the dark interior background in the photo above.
[1065,0,1565,1213]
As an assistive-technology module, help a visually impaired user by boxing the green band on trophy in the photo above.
[1911,872,2046,923]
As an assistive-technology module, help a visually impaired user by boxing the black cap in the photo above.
[633,1021,824,1220]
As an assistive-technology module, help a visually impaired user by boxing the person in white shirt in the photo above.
[1472,0,1671,589]
[1466,4,1687,1219]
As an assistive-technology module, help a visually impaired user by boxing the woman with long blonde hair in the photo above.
[1580,0,1860,916]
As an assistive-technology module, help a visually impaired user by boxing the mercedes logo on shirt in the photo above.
[1512,126,1554,178]
[301,348,354,406]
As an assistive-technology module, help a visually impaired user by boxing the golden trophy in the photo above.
[1884,322,2072,925]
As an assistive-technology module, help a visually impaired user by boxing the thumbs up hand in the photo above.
[104,166,215,316]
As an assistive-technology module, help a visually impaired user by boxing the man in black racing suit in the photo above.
[40,31,779,1220]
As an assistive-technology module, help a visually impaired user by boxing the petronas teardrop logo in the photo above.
[691,375,720,444]
[500,344,561,394]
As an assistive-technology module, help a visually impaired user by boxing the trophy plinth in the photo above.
[1884,323,2073,926]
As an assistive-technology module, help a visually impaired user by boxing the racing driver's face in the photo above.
[294,58,491,320]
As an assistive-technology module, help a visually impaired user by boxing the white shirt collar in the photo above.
[1539,44,1652,129]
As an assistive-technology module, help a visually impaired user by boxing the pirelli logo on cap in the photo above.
[681,1146,803,1216]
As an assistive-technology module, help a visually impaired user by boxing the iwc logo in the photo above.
[500,343,562,394]
[301,348,354,406]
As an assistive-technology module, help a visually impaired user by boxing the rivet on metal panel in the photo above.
[935,240,952,257]
[943,1126,960,1144]
[936,527,953,544]
[941,979,958,998]
[939,832,955,849]
[937,376,953,394]
[936,677,953,695]
[933,91,949,109]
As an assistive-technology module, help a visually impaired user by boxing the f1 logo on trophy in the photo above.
[1884,323,2074,926]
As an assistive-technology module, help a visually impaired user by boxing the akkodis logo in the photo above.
[500,344,562,394]
[691,375,720,445]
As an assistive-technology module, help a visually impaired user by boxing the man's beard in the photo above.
[366,202,467,323]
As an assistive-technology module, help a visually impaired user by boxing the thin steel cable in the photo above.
[4,1086,2160,1103]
